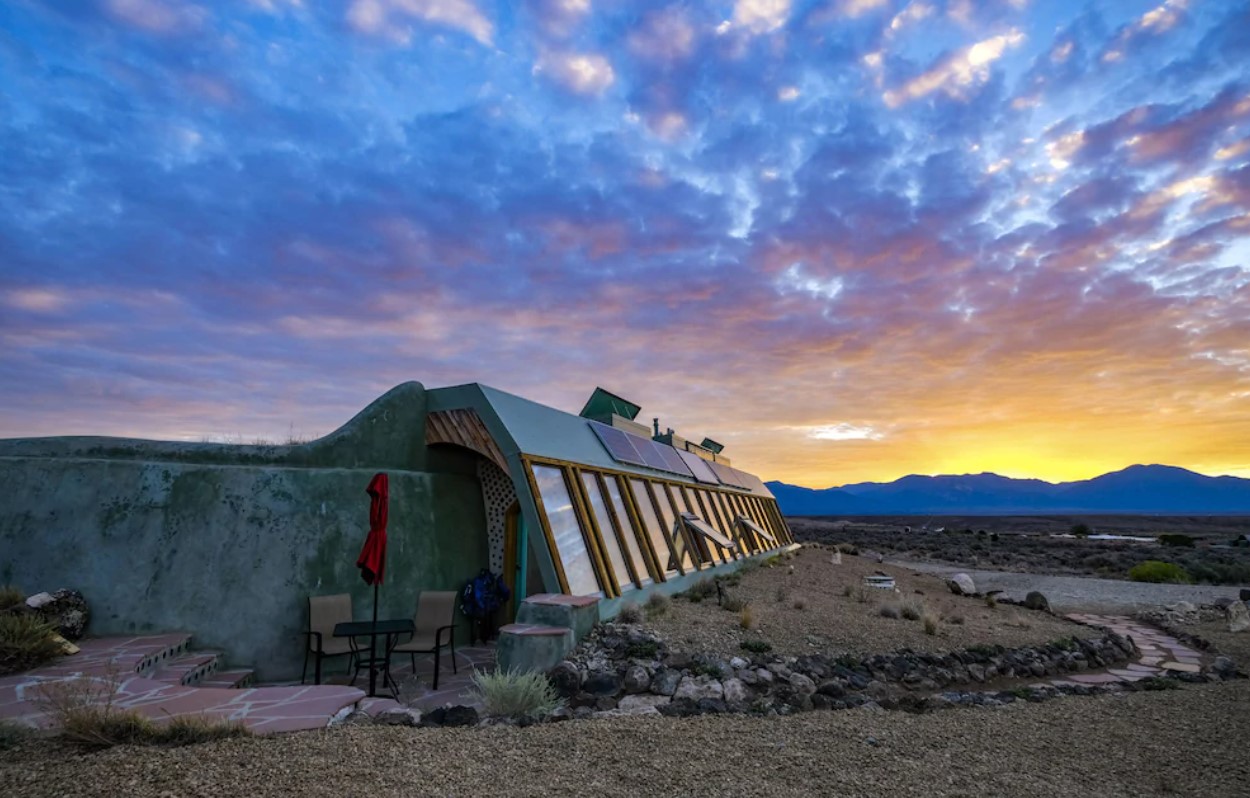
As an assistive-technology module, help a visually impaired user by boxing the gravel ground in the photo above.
[641,546,1082,657]
[893,560,1245,612]
[6,681,1249,797]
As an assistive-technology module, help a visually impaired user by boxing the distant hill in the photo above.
[767,465,1250,515]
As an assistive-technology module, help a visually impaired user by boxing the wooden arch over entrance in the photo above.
[425,409,509,473]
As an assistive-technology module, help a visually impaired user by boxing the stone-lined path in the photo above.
[1048,613,1206,686]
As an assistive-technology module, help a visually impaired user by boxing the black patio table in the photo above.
[333,618,415,698]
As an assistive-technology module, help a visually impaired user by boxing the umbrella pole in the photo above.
[369,580,379,697]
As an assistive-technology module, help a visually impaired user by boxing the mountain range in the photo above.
[766,465,1250,516]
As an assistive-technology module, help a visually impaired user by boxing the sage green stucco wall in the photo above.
[0,382,491,680]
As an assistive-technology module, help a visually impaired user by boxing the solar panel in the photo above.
[635,438,673,471]
[655,443,694,477]
[707,460,745,488]
[729,467,769,495]
[588,421,647,468]
[677,450,719,484]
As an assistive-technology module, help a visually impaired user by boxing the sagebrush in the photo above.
[472,669,562,720]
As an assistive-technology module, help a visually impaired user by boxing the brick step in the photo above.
[149,651,221,686]
[198,668,255,689]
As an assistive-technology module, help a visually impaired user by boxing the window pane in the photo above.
[629,479,679,577]
[695,490,734,561]
[532,465,600,596]
[651,483,694,571]
[679,488,722,564]
[603,477,652,585]
[581,472,636,592]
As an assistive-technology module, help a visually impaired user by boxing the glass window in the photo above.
[532,465,600,596]
[696,490,736,560]
[603,477,653,585]
[678,488,723,564]
[581,472,636,592]
[652,483,695,571]
[629,478,679,577]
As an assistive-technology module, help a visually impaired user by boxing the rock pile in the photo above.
[545,623,1152,721]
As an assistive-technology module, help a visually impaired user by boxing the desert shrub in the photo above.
[1128,561,1192,584]
[763,555,783,568]
[878,603,901,620]
[615,603,643,624]
[0,586,24,611]
[945,614,965,625]
[989,533,1000,543]
[472,669,562,721]
[841,584,853,598]
[740,639,772,654]
[984,594,998,609]
[900,600,924,621]
[685,579,717,600]
[1137,676,1181,691]
[0,613,64,675]
[855,587,872,604]
[922,613,939,635]
[644,592,671,618]
[792,597,807,611]
[739,605,755,629]
[0,719,33,750]
[1083,554,1117,570]
[1070,523,1092,538]
[624,640,660,659]
[718,572,743,588]
[1158,534,1196,548]
[836,543,859,556]
[774,586,789,603]
[722,595,748,612]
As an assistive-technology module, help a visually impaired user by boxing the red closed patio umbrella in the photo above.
[357,473,389,623]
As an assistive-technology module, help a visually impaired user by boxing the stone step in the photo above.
[198,668,255,689]
[149,651,221,686]
[515,594,600,644]
[497,623,575,674]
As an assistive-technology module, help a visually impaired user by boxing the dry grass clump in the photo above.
[878,603,901,620]
[722,595,748,613]
[0,613,64,676]
[0,719,33,750]
[841,584,854,598]
[922,613,939,636]
[900,600,925,621]
[945,614,966,625]
[615,602,643,624]
[35,675,250,748]
[792,597,808,611]
[984,594,998,609]
[472,669,562,721]
[739,605,755,630]
[645,592,671,619]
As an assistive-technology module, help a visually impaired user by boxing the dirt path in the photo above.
[891,559,1244,612]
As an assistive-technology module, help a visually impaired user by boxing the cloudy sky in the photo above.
[1,0,1248,488]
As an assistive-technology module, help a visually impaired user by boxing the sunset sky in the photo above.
[2,0,1248,488]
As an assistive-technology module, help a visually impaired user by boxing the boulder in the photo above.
[618,694,671,713]
[623,665,651,694]
[788,673,817,696]
[674,676,724,703]
[946,573,976,596]
[374,707,422,726]
[1226,600,1250,633]
[722,678,749,705]
[582,669,622,696]
[1240,589,1250,602]
[28,589,90,640]
[441,705,480,727]
[1023,591,1051,613]
[650,668,681,696]
[548,661,581,698]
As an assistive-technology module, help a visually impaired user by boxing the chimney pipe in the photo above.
[653,417,660,437]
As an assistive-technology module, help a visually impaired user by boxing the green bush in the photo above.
[1157,534,1196,548]
[472,669,562,721]
[1128,561,1192,584]
[0,614,64,675]
[739,639,772,654]
[624,640,660,659]
[1070,523,1092,538]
